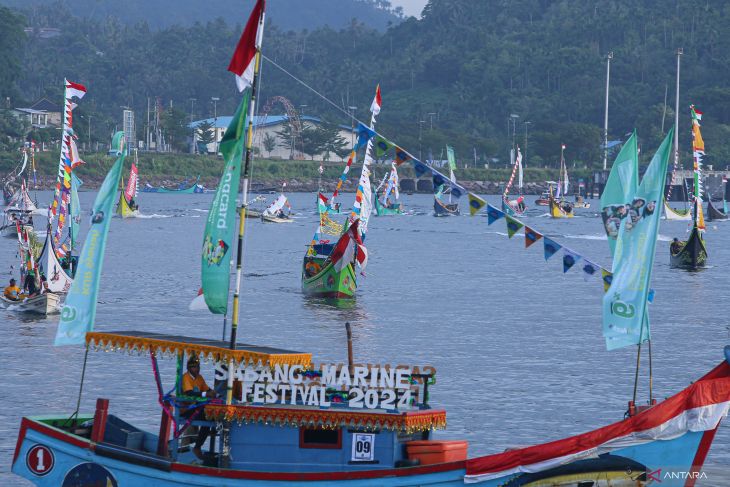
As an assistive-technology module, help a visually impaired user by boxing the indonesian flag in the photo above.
[330,219,368,272]
[65,79,87,100]
[228,0,266,92]
[189,288,207,311]
[370,84,382,115]
[561,143,566,150]
[318,192,328,205]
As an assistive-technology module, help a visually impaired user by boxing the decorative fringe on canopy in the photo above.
[204,404,447,433]
[85,332,312,367]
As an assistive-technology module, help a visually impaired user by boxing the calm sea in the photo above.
[1,190,728,485]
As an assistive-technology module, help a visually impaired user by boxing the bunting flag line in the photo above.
[394,146,411,166]
[486,204,504,225]
[602,269,613,293]
[468,193,486,216]
[581,259,601,281]
[562,248,581,273]
[373,135,394,158]
[524,226,542,248]
[505,215,523,238]
[543,237,562,261]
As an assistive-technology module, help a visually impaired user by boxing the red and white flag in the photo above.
[228,0,266,92]
[369,84,382,115]
[189,288,207,311]
[65,79,87,100]
[330,219,368,272]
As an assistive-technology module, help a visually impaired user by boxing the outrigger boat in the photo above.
[548,144,574,218]
[373,163,403,216]
[117,150,140,218]
[501,145,527,216]
[670,105,707,270]
[261,193,292,223]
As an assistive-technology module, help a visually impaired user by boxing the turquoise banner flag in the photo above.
[600,131,638,255]
[55,132,126,346]
[602,128,673,351]
[70,173,83,244]
[202,90,251,314]
[446,145,456,170]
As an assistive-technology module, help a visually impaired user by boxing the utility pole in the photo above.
[524,121,531,168]
[348,106,357,150]
[509,113,519,167]
[418,119,425,160]
[428,112,436,130]
[211,96,220,154]
[603,51,613,170]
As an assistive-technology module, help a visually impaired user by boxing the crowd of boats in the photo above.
[7,2,730,485]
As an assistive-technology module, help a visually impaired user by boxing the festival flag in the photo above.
[189,288,207,311]
[446,145,456,171]
[562,248,581,273]
[356,122,377,148]
[201,90,251,314]
[414,160,431,178]
[370,84,382,115]
[524,226,542,248]
[543,237,561,261]
[64,79,87,100]
[468,193,486,215]
[373,135,394,157]
[602,129,673,351]
[601,269,613,293]
[228,0,266,91]
[581,259,600,280]
[331,219,368,272]
[505,215,523,238]
[600,131,638,255]
[394,146,412,166]
[55,132,125,346]
[486,204,504,225]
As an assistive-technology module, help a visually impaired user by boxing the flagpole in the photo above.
[603,52,612,171]
[674,48,682,199]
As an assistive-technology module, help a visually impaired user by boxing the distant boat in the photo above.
[433,145,460,217]
[501,145,527,216]
[549,145,574,218]
[373,163,403,216]
[116,150,140,218]
[143,176,201,194]
[261,193,293,223]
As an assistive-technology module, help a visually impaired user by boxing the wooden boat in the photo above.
[374,196,402,216]
[116,192,139,218]
[373,163,403,216]
[144,176,201,194]
[663,200,692,220]
[548,194,574,218]
[573,195,591,208]
[433,197,459,216]
[116,153,140,218]
[706,198,727,221]
[549,146,574,218]
[1,213,33,238]
[301,253,357,298]
[670,225,707,269]
[0,291,61,315]
[501,146,527,216]
[261,194,292,223]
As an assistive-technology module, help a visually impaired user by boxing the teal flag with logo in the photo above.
[602,128,673,351]
[70,173,83,244]
[446,145,456,170]
[55,132,125,346]
[600,131,638,256]
[202,90,251,314]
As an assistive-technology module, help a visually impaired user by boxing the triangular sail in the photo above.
[262,194,289,217]
[41,229,73,293]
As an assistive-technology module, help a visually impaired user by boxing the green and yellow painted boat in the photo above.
[374,196,402,216]
[301,256,356,299]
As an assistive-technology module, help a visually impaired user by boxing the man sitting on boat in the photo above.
[516,195,526,212]
[3,278,20,300]
[181,355,218,461]
[670,237,683,255]
[129,197,138,211]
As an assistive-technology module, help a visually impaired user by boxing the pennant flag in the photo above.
[562,248,581,273]
[394,146,411,166]
[600,131,638,256]
[331,219,368,272]
[370,84,382,115]
[581,259,600,280]
[228,0,266,91]
[355,123,376,150]
[201,91,251,314]
[486,204,504,225]
[65,79,87,100]
[602,129,673,350]
[414,160,430,178]
[524,226,542,248]
[602,269,613,292]
[543,237,561,261]
[505,215,523,238]
[373,135,394,157]
[468,193,486,215]
[55,132,125,346]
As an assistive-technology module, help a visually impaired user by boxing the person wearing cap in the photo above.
[181,355,217,460]
[4,278,20,301]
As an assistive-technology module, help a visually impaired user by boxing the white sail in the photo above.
[41,230,73,293]
[262,193,289,217]
[516,148,523,191]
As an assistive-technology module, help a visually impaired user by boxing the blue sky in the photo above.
[391,0,428,18]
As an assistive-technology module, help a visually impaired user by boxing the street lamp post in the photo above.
[509,113,519,166]
[418,120,425,160]
[211,97,220,154]
[428,112,436,130]
[523,121,531,167]
[603,51,613,170]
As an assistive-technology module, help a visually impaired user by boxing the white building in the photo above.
[190,115,355,162]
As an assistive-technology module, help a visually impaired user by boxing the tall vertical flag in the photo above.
[201,91,251,314]
[691,105,706,230]
[350,85,382,235]
[602,129,673,351]
[227,0,266,91]
[55,132,125,346]
[600,131,638,255]
[370,84,382,116]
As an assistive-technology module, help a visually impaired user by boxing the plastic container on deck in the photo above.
[406,440,468,465]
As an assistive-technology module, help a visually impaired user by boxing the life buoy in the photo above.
[305,261,321,276]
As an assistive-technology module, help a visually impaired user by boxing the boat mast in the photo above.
[674,48,683,209]
[603,52,612,171]
[227,7,265,399]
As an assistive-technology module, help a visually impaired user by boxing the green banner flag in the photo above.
[446,145,456,170]
[600,131,638,256]
[602,128,673,351]
[55,132,125,346]
[373,135,394,158]
[70,173,83,244]
[201,90,251,314]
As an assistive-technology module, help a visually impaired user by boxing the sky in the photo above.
[391,0,428,18]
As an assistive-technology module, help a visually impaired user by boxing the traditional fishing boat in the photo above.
[706,197,727,221]
[670,105,707,270]
[144,176,201,194]
[373,163,403,216]
[433,145,460,216]
[549,144,574,218]
[501,145,526,216]
[117,150,140,218]
[534,182,555,206]
[0,291,61,315]
[1,151,38,237]
[260,193,292,223]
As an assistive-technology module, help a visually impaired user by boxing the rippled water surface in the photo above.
[1,191,729,484]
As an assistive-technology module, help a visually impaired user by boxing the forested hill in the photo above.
[0,0,403,31]
[3,0,730,169]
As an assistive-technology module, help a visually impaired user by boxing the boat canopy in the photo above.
[86,331,311,367]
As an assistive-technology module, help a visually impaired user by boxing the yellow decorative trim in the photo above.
[85,332,311,367]
[204,404,447,434]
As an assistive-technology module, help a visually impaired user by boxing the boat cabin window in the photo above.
[299,427,342,449]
